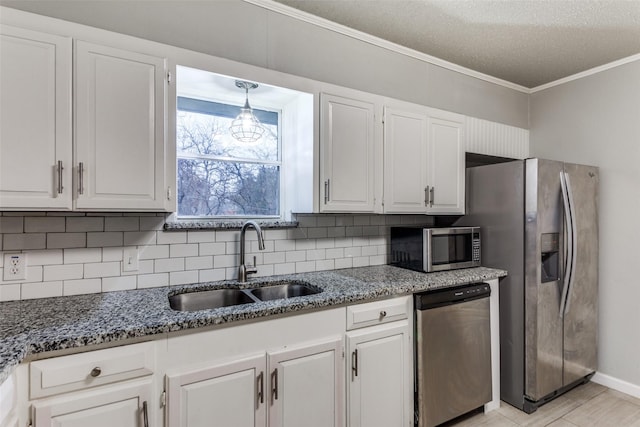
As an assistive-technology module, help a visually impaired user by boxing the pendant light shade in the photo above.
[230,80,265,143]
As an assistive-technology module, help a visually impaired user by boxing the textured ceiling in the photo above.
[273,0,640,88]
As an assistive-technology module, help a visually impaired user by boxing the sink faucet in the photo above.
[238,220,266,282]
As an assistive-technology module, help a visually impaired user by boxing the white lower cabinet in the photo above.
[166,353,266,427]
[345,297,413,427]
[31,379,153,427]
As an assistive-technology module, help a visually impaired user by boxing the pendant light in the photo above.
[230,80,265,143]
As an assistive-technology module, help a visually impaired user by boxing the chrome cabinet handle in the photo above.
[142,401,149,427]
[352,349,358,378]
[429,187,434,207]
[256,371,264,405]
[324,179,330,203]
[78,162,84,195]
[424,186,429,207]
[271,368,278,402]
[57,161,64,194]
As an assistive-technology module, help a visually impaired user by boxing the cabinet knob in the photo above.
[380,310,387,319]
[90,367,102,377]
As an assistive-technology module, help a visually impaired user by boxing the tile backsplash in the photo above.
[0,212,433,301]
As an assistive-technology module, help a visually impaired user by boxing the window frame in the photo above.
[176,96,284,220]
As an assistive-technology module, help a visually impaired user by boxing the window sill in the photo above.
[163,219,299,231]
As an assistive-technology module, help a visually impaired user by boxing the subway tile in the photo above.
[0,217,23,233]
[137,273,169,289]
[352,256,370,268]
[334,238,354,248]
[287,228,308,240]
[25,265,43,283]
[353,215,371,226]
[306,249,326,261]
[170,244,198,258]
[103,247,124,262]
[274,240,296,252]
[215,230,237,242]
[296,215,317,228]
[87,232,123,248]
[139,216,165,231]
[199,269,225,283]
[327,227,346,238]
[187,231,216,243]
[29,249,63,265]
[370,215,386,226]
[335,257,353,269]
[21,281,63,299]
[362,245,378,257]
[154,258,184,273]
[363,225,382,236]
[124,231,156,246]
[344,247,362,258]
[63,278,101,296]
[64,248,101,264]
[224,267,237,281]
[102,276,136,292]
[105,217,139,231]
[316,215,336,227]
[335,216,354,226]
[316,238,336,249]
[307,227,328,239]
[264,229,288,240]
[286,250,306,263]
[0,284,21,301]
[369,236,387,246]
[226,241,239,255]
[315,259,335,271]
[3,233,46,250]
[273,263,295,275]
[295,239,316,251]
[295,261,316,273]
[214,254,237,269]
[263,252,286,264]
[84,262,120,278]
[326,248,345,259]
[199,242,226,256]
[44,264,83,281]
[157,231,187,244]
[346,226,363,237]
[370,254,387,265]
[352,237,369,247]
[66,217,104,232]
[47,232,86,249]
[25,217,65,233]
[170,270,198,286]
[185,256,214,270]
[139,245,169,260]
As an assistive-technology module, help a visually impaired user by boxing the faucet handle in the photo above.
[246,256,258,275]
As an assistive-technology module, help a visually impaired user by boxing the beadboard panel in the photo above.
[465,117,530,159]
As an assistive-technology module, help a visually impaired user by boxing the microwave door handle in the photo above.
[559,171,576,318]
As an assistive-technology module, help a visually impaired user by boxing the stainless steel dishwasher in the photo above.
[415,282,492,427]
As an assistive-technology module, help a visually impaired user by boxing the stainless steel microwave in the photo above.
[390,226,481,272]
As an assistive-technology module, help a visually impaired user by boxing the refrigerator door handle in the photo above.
[559,171,578,318]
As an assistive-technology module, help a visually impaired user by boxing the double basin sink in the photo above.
[169,280,322,312]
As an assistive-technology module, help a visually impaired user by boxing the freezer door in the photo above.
[524,159,566,401]
[562,163,598,385]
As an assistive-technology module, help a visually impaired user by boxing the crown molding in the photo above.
[530,53,640,93]
[244,0,531,93]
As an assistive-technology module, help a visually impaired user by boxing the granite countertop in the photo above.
[0,265,506,384]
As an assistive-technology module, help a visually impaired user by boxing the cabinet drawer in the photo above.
[30,342,154,399]
[346,296,412,330]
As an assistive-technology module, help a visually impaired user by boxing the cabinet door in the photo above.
[75,41,167,211]
[0,25,72,210]
[166,353,267,427]
[320,93,376,212]
[32,379,153,427]
[425,109,465,214]
[268,338,343,427]
[346,321,412,427]
[383,106,428,213]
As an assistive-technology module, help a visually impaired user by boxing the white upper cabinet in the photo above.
[425,108,465,214]
[320,93,379,213]
[383,105,428,213]
[383,103,465,215]
[74,41,168,211]
[0,25,73,210]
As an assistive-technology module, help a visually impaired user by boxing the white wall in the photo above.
[0,0,529,128]
[530,60,640,391]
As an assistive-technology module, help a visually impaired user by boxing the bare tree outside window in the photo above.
[176,107,280,218]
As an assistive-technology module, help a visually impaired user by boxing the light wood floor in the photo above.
[448,382,640,426]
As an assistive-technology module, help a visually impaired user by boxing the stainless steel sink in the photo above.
[168,288,256,312]
[249,281,321,301]
[168,281,322,311]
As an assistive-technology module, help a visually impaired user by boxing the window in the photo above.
[176,66,314,220]
[176,97,281,218]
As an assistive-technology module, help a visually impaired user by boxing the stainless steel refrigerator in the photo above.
[455,158,598,413]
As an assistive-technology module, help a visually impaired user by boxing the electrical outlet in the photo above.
[3,253,26,281]
[122,247,139,272]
